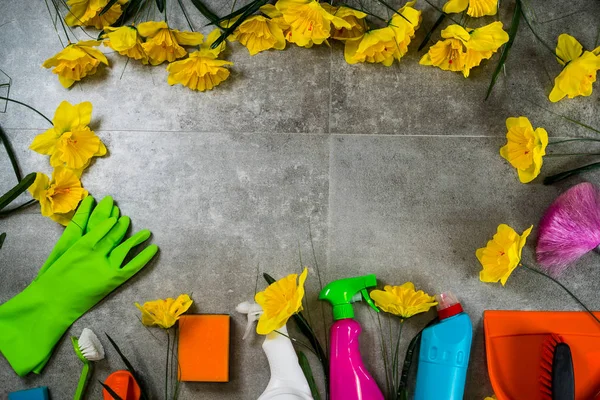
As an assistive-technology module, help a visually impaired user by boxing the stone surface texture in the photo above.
[1,0,600,399]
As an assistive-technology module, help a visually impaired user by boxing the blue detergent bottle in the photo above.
[414,292,473,400]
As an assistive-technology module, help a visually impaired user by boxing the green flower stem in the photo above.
[546,153,600,157]
[376,312,392,399]
[392,320,404,394]
[519,0,564,63]
[0,96,52,125]
[273,330,318,357]
[521,264,600,326]
[165,329,170,400]
[548,138,600,146]
[543,161,600,185]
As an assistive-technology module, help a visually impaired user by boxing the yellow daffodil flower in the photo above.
[500,116,548,183]
[345,2,421,66]
[30,101,106,171]
[135,294,193,329]
[260,4,291,34]
[442,0,497,18]
[103,26,149,64]
[255,268,308,335]
[549,34,600,102]
[321,4,368,41]
[229,15,286,55]
[137,21,204,65]
[65,0,126,29]
[166,29,233,91]
[369,282,437,319]
[420,22,508,77]
[484,396,497,400]
[275,0,351,48]
[477,224,533,286]
[28,168,88,226]
[42,40,108,88]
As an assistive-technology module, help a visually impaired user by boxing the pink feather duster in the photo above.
[537,182,600,275]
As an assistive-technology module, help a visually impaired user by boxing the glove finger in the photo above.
[120,244,158,277]
[110,205,120,219]
[86,196,114,234]
[37,196,95,278]
[80,217,118,247]
[109,229,151,267]
[95,216,130,254]
[68,195,95,233]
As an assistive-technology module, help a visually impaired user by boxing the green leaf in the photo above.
[418,13,446,52]
[105,333,150,400]
[0,233,6,250]
[297,351,322,400]
[99,381,125,400]
[211,0,268,49]
[156,0,165,13]
[543,161,600,185]
[396,318,437,400]
[99,0,120,16]
[214,2,256,25]
[188,0,220,25]
[112,0,148,28]
[0,124,22,181]
[0,173,36,212]
[0,199,37,216]
[485,0,521,100]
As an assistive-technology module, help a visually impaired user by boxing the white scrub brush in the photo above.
[72,328,105,400]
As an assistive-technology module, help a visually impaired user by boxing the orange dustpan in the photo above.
[484,310,600,400]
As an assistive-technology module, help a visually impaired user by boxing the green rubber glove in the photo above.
[37,195,120,278]
[0,215,158,376]
[32,195,119,372]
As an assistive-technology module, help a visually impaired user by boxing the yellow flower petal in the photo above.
[166,51,233,91]
[54,126,105,169]
[230,15,286,55]
[172,30,204,46]
[42,42,107,88]
[65,0,124,29]
[442,0,469,14]
[466,0,497,17]
[369,282,437,319]
[441,25,471,43]
[255,268,308,335]
[276,0,349,48]
[500,116,548,183]
[29,169,88,225]
[467,22,509,52]
[103,26,138,52]
[477,224,532,286]
[135,294,193,329]
[556,33,583,66]
[137,21,169,37]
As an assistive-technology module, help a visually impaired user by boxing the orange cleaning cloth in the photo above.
[178,314,230,382]
[484,310,600,400]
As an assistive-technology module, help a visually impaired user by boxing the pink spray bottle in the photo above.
[319,275,384,400]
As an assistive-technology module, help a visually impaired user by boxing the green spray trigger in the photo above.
[361,289,379,313]
[319,274,380,321]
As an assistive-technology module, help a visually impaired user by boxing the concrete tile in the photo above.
[327,134,600,399]
[0,130,329,399]
[0,1,331,133]
[330,0,600,136]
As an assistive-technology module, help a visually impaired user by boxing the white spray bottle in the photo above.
[236,301,314,400]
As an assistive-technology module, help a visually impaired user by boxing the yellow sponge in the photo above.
[178,314,230,382]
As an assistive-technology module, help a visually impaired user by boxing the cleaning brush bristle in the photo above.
[78,328,105,361]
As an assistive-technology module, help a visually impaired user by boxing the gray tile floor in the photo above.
[1,0,600,398]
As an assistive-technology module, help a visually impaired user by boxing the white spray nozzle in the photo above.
[236,301,263,340]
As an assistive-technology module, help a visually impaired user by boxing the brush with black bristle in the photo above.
[540,334,575,400]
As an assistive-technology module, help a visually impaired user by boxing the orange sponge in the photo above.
[178,314,230,382]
